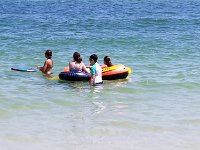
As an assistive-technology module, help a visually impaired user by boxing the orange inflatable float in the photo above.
[102,64,131,80]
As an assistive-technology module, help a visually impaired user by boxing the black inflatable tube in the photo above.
[59,72,91,81]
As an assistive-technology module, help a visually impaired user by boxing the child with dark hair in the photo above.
[69,52,89,73]
[89,54,102,85]
[104,56,113,67]
[37,49,53,75]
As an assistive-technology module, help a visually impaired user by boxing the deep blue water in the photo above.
[0,0,200,150]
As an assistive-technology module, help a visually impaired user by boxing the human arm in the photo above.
[38,59,50,74]
[69,62,73,70]
[89,74,95,85]
[100,64,107,68]
[82,63,90,73]
[89,65,95,85]
[40,60,48,73]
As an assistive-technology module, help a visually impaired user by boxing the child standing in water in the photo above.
[37,49,53,75]
[89,54,103,85]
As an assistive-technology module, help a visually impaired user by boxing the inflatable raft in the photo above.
[59,64,131,81]
[102,64,131,80]
[59,71,91,81]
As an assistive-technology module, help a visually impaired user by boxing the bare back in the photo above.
[43,59,53,74]
[69,61,89,73]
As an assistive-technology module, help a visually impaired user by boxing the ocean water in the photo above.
[0,0,200,149]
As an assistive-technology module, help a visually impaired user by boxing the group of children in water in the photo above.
[37,49,113,85]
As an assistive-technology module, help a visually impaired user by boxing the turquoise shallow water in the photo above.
[1,0,200,149]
